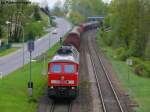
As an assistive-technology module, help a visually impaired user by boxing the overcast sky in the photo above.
[30,0,111,8]
[30,0,65,8]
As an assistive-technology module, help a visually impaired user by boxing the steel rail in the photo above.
[49,101,55,112]
[68,102,72,112]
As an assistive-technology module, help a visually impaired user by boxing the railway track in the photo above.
[86,30,126,112]
[49,101,72,112]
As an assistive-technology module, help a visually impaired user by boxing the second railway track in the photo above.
[86,30,126,112]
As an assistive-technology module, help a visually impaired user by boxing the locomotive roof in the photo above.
[57,45,79,55]
[50,55,79,63]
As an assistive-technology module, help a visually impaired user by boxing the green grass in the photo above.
[0,48,18,57]
[0,43,60,112]
[96,36,150,112]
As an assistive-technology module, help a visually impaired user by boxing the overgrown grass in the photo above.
[0,48,18,57]
[0,43,60,112]
[96,35,150,112]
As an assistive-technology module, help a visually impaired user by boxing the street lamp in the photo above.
[49,33,51,49]
[6,21,25,66]
[6,21,11,44]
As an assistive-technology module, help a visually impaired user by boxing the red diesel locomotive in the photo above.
[48,27,80,98]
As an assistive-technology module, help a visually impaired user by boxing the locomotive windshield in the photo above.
[52,64,61,73]
[64,65,75,73]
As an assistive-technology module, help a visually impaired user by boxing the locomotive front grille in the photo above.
[48,86,79,98]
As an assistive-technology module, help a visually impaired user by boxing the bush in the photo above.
[114,49,150,77]
[131,57,150,77]
[115,47,128,60]
[102,31,113,46]
[134,64,145,76]
[0,42,12,51]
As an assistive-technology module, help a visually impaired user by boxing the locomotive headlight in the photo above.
[66,80,74,84]
[72,87,75,89]
[50,86,54,89]
[51,80,60,84]
[70,80,74,84]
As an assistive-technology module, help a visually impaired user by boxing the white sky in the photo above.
[30,0,111,8]
[103,0,111,3]
[30,0,65,8]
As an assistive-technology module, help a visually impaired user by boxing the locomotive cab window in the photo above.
[64,65,75,73]
[52,64,61,73]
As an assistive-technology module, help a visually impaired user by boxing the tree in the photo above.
[104,0,150,59]
[69,11,85,25]
[27,31,35,41]
[33,5,42,21]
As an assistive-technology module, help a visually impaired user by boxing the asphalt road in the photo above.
[0,18,72,76]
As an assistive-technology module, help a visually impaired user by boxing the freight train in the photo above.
[47,21,100,99]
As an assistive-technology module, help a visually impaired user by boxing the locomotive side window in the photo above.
[64,65,74,73]
[52,64,61,73]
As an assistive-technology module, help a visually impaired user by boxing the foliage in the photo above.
[0,0,49,43]
[103,0,150,61]
[69,11,85,25]
[33,5,42,21]
[0,26,2,38]
[65,0,105,24]
[100,0,150,78]
[144,38,150,60]
[24,20,42,41]
[114,47,127,60]
[131,57,150,77]
[27,31,35,41]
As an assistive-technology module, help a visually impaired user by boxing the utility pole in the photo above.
[27,40,34,97]
[60,37,62,45]
[126,59,133,82]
